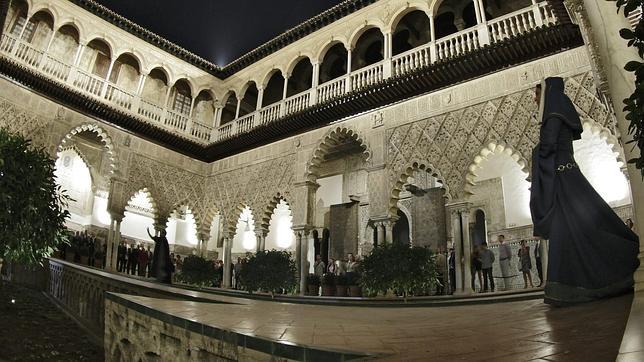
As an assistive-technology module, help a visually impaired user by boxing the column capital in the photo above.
[445,201,472,213]
[109,212,124,222]
[293,180,320,190]
[292,225,313,236]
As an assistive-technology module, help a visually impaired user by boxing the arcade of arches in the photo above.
[1,46,637,293]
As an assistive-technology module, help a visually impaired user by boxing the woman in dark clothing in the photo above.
[530,77,639,305]
[147,228,174,284]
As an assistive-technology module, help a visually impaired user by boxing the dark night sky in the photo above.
[95,0,345,66]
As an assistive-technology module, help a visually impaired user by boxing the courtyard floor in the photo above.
[121,290,634,361]
[0,281,104,361]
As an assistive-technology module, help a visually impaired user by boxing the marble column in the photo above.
[447,202,472,295]
[295,231,304,294]
[572,0,644,289]
[460,210,472,294]
[222,237,232,288]
[450,210,464,293]
[106,213,123,271]
[376,222,385,247]
[112,218,122,271]
[384,220,394,245]
[255,229,266,252]
[539,239,549,283]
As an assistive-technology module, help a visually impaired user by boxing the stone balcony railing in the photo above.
[0,2,556,145]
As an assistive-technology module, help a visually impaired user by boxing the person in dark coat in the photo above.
[529,77,640,305]
[87,236,95,267]
[148,228,173,284]
[117,241,126,272]
[130,245,139,275]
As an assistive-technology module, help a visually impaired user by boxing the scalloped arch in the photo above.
[123,187,159,220]
[463,141,530,196]
[389,161,451,217]
[58,123,118,177]
[305,126,372,182]
[258,193,291,233]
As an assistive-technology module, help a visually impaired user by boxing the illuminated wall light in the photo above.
[242,220,257,250]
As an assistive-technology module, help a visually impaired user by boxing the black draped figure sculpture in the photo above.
[530,77,639,305]
[147,228,173,284]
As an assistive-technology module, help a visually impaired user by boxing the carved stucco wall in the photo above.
[386,71,615,216]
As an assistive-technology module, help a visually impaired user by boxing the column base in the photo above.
[454,289,473,296]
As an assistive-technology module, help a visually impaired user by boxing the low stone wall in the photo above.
[105,293,371,361]
[10,258,216,339]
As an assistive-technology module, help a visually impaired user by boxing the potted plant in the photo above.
[174,255,218,287]
[336,274,348,297]
[361,244,439,302]
[239,250,297,298]
[348,272,362,297]
[321,273,336,296]
[306,274,320,296]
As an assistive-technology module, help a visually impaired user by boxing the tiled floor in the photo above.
[618,291,644,362]
[120,291,634,361]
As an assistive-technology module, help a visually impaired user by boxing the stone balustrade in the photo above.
[0,2,557,145]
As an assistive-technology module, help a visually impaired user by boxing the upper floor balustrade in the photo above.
[0,1,557,145]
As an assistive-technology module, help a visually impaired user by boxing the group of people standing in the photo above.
[61,231,106,268]
[470,236,545,292]
[313,253,360,281]
[116,241,153,277]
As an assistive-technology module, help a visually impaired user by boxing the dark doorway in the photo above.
[392,209,410,245]
[472,209,487,246]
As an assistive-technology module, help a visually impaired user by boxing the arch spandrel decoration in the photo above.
[386,72,616,200]
[204,153,296,238]
[115,154,206,226]
[0,99,50,149]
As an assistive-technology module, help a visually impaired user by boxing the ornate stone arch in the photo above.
[463,141,530,196]
[389,161,451,217]
[57,123,118,177]
[170,200,204,242]
[223,203,257,241]
[120,187,159,220]
[305,126,372,182]
[258,193,291,233]
[580,118,626,165]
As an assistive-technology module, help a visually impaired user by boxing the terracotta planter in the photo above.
[321,286,335,296]
[95,260,103,269]
[336,285,348,297]
[348,285,362,297]
[307,285,319,296]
